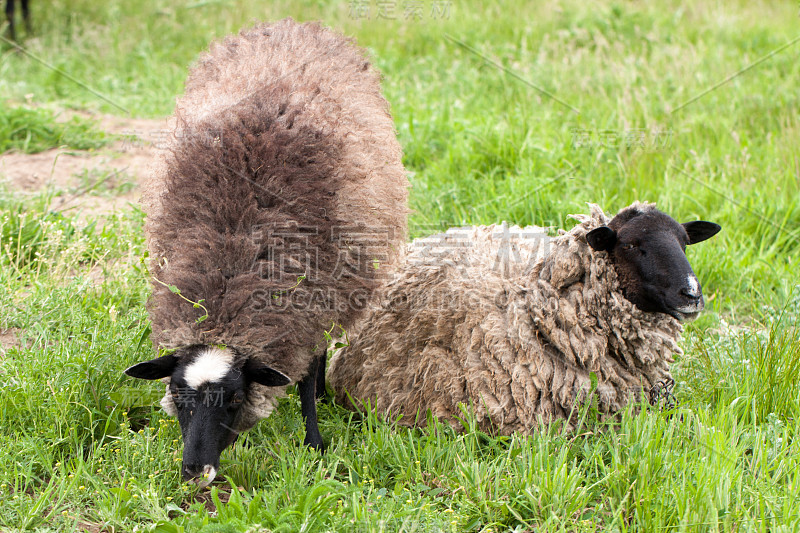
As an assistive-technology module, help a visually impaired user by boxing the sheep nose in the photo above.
[183,464,218,487]
[681,276,702,300]
[182,464,211,480]
[182,464,203,481]
[680,286,701,300]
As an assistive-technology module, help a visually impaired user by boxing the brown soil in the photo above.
[0,113,169,221]
[0,328,21,356]
[181,484,234,513]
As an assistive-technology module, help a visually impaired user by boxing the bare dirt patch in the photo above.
[181,484,234,513]
[0,113,169,221]
[76,521,107,533]
[0,328,22,356]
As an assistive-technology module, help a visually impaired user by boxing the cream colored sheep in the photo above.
[329,203,720,433]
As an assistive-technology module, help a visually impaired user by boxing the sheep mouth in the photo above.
[186,465,217,488]
[664,294,704,322]
[666,307,701,322]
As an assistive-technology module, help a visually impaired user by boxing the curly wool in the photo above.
[328,204,682,433]
[142,19,409,430]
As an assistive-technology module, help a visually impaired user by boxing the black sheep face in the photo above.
[586,208,721,322]
[123,345,290,487]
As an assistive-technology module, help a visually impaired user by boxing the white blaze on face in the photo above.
[183,346,235,389]
[686,274,700,298]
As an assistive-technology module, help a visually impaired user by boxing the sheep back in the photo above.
[328,205,682,434]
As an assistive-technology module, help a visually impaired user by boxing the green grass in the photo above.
[0,105,109,153]
[1,0,799,530]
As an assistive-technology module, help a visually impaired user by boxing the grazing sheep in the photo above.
[4,0,30,41]
[328,203,720,433]
[124,18,408,486]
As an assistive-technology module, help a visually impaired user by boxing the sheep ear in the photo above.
[586,226,617,251]
[683,221,721,245]
[125,354,178,380]
[243,360,291,387]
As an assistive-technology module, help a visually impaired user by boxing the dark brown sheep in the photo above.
[125,18,408,486]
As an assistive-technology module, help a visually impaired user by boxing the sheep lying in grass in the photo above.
[328,203,720,433]
[124,18,408,486]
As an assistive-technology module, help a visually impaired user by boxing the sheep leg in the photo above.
[298,355,325,452]
[20,0,29,33]
[5,0,15,41]
[315,349,328,401]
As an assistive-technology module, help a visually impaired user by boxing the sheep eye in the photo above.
[229,393,244,407]
[621,243,636,251]
[171,390,187,405]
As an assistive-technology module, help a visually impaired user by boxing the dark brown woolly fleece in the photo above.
[142,19,409,427]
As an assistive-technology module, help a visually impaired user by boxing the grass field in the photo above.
[1,0,799,531]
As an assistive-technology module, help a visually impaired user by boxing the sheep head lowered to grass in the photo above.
[124,18,408,486]
[328,203,720,434]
